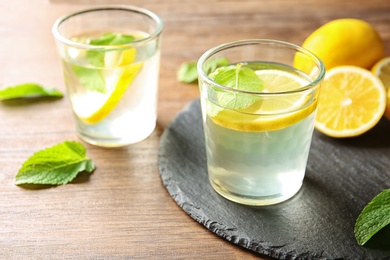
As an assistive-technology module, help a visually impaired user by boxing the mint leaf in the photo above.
[74,33,136,92]
[0,83,63,101]
[209,64,263,110]
[205,57,230,75]
[89,33,117,45]
[72,65,107,93]
[86,33,135,67]
[89,33,135,46]
[355,189,390,245]
[15,141,95,185]
[109,34,135,45]
[86,50,105,68]
[177,58,229,84]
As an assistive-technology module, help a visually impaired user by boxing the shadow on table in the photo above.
[16,170,92,190]
[364,225,390,249]
[318,118,390,149]
[1,96,63,107]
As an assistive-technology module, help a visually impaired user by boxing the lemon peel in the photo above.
[211,101,316,132]
[295,19,385,71]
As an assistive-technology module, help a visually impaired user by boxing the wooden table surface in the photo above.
[1,0,389,259]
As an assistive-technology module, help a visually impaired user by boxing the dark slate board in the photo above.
[158,99,390,259]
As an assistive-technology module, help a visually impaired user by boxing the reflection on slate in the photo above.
[158,99,390,259]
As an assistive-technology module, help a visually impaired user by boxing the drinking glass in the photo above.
[197,39,325,206]
[52,6,163,147]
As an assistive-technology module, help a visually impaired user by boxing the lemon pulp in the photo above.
[315,66,386,137]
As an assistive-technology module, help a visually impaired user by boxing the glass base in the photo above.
[209,177,303,206]
[77,125,155,148]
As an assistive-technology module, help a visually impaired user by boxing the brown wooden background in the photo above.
[1,0,389,259]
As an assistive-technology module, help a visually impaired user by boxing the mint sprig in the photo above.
[355,189,390,245]
[72,33,136,93]
[0,83,63,101]
[86,33,135,67]
[15,141,95,186]
[208,64,264,110]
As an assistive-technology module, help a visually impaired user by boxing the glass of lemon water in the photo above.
[52,6,163,147]
[197,40,325,206]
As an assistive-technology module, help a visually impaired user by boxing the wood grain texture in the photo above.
[0,0,389,259]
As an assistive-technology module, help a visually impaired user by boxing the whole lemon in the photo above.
[297,19,385,71]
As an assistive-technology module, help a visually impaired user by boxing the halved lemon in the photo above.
[371,57,390,90]
[315,66,386,137]
[73,49,142,124]
[211,68,317,132]
[371,57,390,120]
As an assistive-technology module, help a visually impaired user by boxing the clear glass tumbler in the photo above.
[197,39,325,206]
[52,6,163,147]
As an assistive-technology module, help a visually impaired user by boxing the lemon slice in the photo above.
[73,49,142,124]
[211,68,316,132]
[252,70,312,113]
[315,66,386,137]
[105,48,137,68]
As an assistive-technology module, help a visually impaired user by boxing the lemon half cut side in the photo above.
[315,66,386,138]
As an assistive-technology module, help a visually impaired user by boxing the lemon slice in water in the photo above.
[211,68,316,132]
[105,48,137,68]
[73,49,142,124]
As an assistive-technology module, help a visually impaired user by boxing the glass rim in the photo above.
[52,5,163,50]
[197,39,326,95]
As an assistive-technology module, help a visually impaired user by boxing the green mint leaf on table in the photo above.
[15,141,95,186]
[177,57,229,84]
[209,64,264,110]
[177,61,198,83]
[0,83,63,101]
[354,189,390,245]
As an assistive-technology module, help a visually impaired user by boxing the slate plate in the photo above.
[158,99,390,259]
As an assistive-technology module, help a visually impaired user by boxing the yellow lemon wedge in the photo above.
[73,49,142,124]
[211,68,317,132]
[295,19,385,71]
[315,66,386,137]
